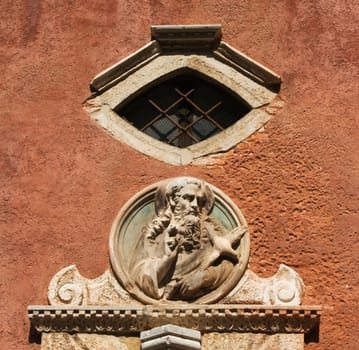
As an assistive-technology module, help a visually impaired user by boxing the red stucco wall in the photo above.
[1,1,358,349]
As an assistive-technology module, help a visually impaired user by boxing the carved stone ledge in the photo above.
[28,305,320,336]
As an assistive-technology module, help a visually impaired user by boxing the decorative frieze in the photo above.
[28,304,320,335]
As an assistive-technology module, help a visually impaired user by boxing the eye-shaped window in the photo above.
[86,25,281,165]
[116,74,251,148]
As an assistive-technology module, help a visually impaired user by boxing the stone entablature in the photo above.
[28,305,320,335]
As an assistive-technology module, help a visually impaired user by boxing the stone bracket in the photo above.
[28,304,321,336]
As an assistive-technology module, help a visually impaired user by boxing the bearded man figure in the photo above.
[130,177,247,301]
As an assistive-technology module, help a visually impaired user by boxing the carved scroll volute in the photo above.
[47,265,134,306]
[48,265,86,306]
[223,264,305,306]
[263,264,304,306]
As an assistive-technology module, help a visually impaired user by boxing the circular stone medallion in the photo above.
[109,177,250,304]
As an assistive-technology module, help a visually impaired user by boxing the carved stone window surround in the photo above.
[85,25,282,165]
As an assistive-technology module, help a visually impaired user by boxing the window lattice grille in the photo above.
[115,75,251,148]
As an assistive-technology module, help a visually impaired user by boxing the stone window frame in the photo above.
[85,25,281,165]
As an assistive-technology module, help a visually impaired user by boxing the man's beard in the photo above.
[170,214,201,251]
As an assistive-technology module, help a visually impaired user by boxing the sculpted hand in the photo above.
[164,226,181,257]
[155,226,181,286]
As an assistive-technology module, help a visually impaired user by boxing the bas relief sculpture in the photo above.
[47,176,305,308]
[33,176,314,350]
[29,176,314,350]
[130,178,248,300]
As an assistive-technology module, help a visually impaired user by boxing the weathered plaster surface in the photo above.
[0,1,358,349]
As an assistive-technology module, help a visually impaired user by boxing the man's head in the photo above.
[172,182,204,216]
[155,177,214,217]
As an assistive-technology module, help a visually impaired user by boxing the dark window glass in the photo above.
[115,75,251,148]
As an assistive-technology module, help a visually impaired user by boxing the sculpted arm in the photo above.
[132,226,179,299]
